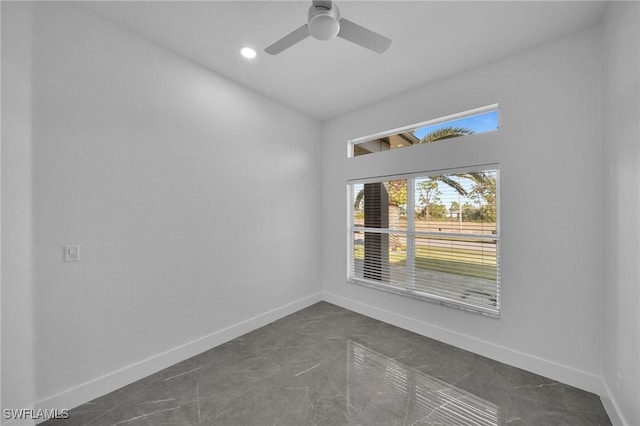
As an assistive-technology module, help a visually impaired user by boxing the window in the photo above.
[350,105,498,157]
[348,166,500,316]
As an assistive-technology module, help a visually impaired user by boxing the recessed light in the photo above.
[240,47,257,59]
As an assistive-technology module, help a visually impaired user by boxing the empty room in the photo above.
[2,1,639,425]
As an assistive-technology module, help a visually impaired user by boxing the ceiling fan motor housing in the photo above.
[308,4,341,40]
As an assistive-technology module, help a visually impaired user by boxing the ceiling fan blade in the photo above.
[265,24,310,55]
[337,18,391,54]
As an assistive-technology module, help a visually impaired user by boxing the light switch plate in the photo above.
[64,245,80,262]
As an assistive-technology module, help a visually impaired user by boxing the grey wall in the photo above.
[2,1,322,414]
[602,2,640,425]
[321,27,604,394]
[1,1,36,419]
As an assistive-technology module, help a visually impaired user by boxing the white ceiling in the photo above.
[82,1,608,121]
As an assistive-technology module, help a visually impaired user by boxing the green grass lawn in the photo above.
[354,244,497,281]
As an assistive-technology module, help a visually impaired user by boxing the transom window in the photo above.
[348,166,500,316]
[350,105,498,157]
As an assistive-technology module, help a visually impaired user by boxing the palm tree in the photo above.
[418,126,474,143]
[354,127,477,275]
[355,126,476,213]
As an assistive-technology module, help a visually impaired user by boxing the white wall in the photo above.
[1,2,36,421]
[321,27,604,393]
[2,1,322,414]
[601,2,640,425]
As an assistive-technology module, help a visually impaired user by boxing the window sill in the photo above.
[347,277,500,318]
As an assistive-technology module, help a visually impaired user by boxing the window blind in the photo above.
[348,168,500,316]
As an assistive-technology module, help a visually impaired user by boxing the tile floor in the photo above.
[44,302,611,425]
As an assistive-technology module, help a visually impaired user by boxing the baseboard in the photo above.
[600,379,629,426]
[33,292,322,418]
[322,291,603,395]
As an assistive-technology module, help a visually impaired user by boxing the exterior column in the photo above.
[363,182,389,281]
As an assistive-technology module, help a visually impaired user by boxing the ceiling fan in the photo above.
[264,0,392,55]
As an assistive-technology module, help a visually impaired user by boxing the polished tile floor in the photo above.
[45,302,611,425]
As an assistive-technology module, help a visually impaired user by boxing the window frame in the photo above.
[347,164,501,317]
